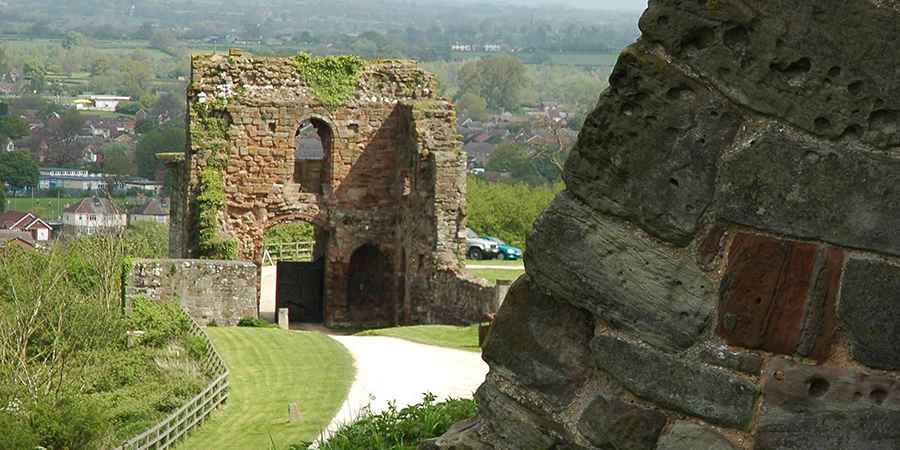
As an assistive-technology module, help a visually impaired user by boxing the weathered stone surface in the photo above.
[472,382,576,450]
[717,123,900,257]
[757,357,900,450]
[839,258,900,370]
[481,277,593,406]
[125,259,257,326]
[641,0,900,149]
[433,0,900,448]
[565,44,742,245]
[417,418,492,450]
[699,343,763,376]
[592,335,759,429]
[528,192,715,351]
[656,422,737,450]
[717,233,841,359]
[576,393,667,450]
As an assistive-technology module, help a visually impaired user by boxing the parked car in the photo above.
[482,236,522,260]
[466,228,499,260]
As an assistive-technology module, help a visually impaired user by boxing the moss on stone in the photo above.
[292,53,366,107]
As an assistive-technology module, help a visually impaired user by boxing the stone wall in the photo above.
[125,259,258,326]
[428,270,503,325]
[428,1,900,449]
[168,53,493,327]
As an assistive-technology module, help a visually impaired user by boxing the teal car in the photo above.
[482,236,523,260]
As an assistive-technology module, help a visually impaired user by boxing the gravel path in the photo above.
[316,334,489,443]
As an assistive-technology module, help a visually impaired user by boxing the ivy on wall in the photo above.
[293,53,367,107]
[191,98,238,260]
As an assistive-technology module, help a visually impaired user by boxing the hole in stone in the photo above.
[828,66,842,78]
[853,391,863,401]
[814,117,831,131]
[841,124,863,139]
[875,99,886,108]
[268,121,277,133]
[723,25,750,51]
[848,81,864,96]
[776,38,785,48]
[869,109,900,135]
[710,110,720,118]
[807,377,830,397]
[658,15,670,26]
[755,297,763,305]
[669,178,680,187]
[666,85,695,101]
[871,388,888,405]
[681,26,717,52]
[718,67,732,77]
[645,115,658,122]
[698,138,707,144]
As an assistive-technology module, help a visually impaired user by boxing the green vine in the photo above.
[197,166,237,260]
[191,97,237,260]
[292,53,367,107]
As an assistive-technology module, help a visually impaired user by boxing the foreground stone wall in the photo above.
[125,259,258,326]
[429,1,900,449]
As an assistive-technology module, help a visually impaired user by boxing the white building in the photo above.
[129,199,170,226]
[73,95,132,112]
[62,197,127,236]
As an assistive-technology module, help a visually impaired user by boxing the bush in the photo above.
[238,316,273,328]
[128,296,190,347]
[0,412,39,450]
[466,177,561,250]
[309,394,477,450]
[28,396,112,450]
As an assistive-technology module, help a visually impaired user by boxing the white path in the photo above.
[316,335,489,443]
[465,265,525,270]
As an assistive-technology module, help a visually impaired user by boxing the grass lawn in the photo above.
[177,328,354,450]
[357,325,481,352]
[5,196,86,220]
[465,258,524,267]
[466,268,525,284]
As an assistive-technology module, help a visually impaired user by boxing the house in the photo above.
[73,95,131,112]
[129,199,170,226]
[0,231,35,251]
[121,177,164,195]
[62,197,127,236]
[0,211,52,241]
[39,168,108,193]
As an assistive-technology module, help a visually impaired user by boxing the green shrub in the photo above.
[0,412,39,450]
[28,396,111,450]
[183,334,209,360]
[466,177,561,250]
[238,316,273,328]
[308,394,477,450]
[128,296,190,347]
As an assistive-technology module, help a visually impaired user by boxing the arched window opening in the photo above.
[294,119,332,194]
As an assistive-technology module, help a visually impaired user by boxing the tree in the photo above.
[459,55,529,112]
[45,110,86,167]
[486,143,545,185]
[457,92,489,121]
[101,143,134,176]
[136,125,185,180]
[61,31,86,51]
[117,54,153,99]
[0,116,29,141]
[0,151,39,190]
[0,185,6,213]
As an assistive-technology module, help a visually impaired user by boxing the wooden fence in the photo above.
[263,241,314,263]
[116,316,230,450]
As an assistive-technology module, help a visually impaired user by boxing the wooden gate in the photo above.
[276,258,324,323]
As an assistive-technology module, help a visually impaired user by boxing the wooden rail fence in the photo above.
[263,241,314,263]
[116,315,229,450]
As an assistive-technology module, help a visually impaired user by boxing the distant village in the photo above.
[0,92,170,250]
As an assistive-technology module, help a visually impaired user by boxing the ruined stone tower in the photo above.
[169,54,496,328]
[427,0,900,449]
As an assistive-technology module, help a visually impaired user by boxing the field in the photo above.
[356,325,481,352]
[451,50,619,68]
[5,196,151,220]
[465,258,525,284]
[177,328,354,449]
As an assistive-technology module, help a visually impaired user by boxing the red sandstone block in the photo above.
[717,233,841,359]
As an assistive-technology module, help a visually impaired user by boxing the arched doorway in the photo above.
[262,222,328,324]
[293,118,332,194]
[347,244,394,325]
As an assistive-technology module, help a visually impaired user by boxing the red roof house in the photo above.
[0,211,53,242]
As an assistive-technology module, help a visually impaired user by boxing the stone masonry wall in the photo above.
[173,54,490,327]
[125,259,258,326]
[428,1,900,449]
